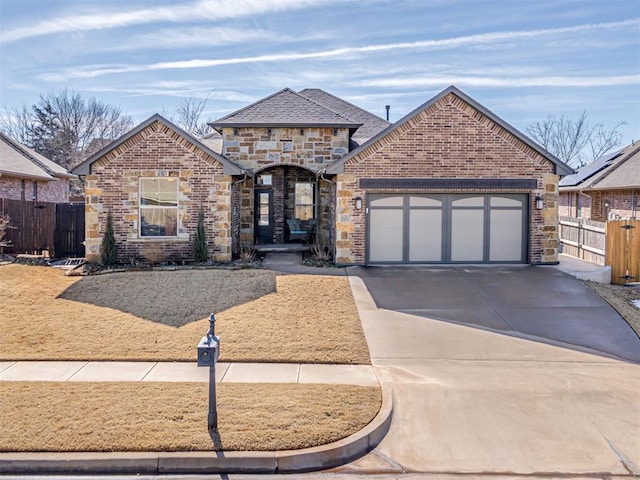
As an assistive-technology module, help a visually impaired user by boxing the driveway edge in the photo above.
[0,386,392,475]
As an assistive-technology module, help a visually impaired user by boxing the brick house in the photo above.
[559,142,640,221]
[73,85,571,265]
[0,132,74,202]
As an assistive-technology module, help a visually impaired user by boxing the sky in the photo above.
[0,0,638,148]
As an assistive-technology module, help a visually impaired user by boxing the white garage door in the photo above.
[367,193,527,264]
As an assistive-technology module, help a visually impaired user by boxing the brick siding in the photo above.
[335,92,559,265]
[0,176,69,203]
[83,120,233,263]
[560,189,640,220]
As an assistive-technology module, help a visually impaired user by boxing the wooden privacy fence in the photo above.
[606,219,640,284]
[560,216,640,284]
[0,199,85,258]
[559,216,606,266]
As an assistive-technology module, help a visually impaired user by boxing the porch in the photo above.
[238,165,333,247]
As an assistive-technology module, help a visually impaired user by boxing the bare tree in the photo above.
[0,90,133,169]
[166,93,213,138]
[526,111,625,167]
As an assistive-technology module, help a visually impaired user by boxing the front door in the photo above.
[255,189,274,243]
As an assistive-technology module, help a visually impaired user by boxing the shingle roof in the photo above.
[72,114,243,176]
[298,89,390,144]
[560,142,640,191]
[0,132,74,181]
[210,88,362,129]
[326,85,574,176]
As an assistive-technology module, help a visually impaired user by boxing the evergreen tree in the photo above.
[193,208,208,263]
[100,211,117,265]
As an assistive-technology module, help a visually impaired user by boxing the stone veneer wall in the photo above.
[83,121,233,263]
[221,127,349,170]
[0,176,70,203]
[334,92,560,265]
[223,126,349,245]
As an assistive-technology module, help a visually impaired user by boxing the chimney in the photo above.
[385,105,390,122]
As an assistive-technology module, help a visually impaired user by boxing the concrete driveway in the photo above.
[351,265,640,363]
[337,266,640,476]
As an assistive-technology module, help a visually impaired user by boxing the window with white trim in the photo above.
[139,178,178,237]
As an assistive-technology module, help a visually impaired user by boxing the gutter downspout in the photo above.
[578,189,593,219]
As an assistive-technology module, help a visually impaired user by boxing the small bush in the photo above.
[100,211,117,266]
[0,214,14,251]
[142,243,164,266]
[193,208,208,263]
[310,240,332,262]
[238,243,259,263]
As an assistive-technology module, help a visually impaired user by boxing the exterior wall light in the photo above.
[355,196,362,210]
[535,195,544,210]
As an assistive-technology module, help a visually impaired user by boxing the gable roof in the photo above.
[298,88,390,144]
[325,85,574,176]
[0,132,74,181]
[559,142,640,191]
[209,88,362,129]
[72,114,243,175]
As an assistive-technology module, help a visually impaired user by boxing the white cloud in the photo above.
[38,18,639,81]
[108,27,286,51]
[358,75,640,88]
[0,0,339,43]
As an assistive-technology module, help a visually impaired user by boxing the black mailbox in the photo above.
[197,335,219,367]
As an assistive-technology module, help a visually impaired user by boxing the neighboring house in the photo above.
[0,132,74,203]
[72,85,572,265]
[559,142,640,221]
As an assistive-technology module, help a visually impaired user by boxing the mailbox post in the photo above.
[197,313,220,432]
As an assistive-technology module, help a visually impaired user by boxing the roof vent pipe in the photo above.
[385,105,390,121]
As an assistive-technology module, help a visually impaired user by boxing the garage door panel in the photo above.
[490,209,523,261]
[451,209,485,262]
[409,209,443,261]
[369,208,403,262]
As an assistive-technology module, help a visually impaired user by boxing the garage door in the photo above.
[367,193,528,264]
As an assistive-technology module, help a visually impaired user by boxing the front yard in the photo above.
[0,264,378,452]
[0,264,371,364]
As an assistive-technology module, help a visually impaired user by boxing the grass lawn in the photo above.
[0,382,381,452]
[0,264,371,364]
[0,264,379,453]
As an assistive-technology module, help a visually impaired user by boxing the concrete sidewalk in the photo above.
[0,361,377,385]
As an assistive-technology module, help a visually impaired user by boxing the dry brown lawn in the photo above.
[584,281,640,337]
[0,264,370,364]
[0,382,381,452]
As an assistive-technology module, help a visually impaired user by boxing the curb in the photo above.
[0,386,392,475]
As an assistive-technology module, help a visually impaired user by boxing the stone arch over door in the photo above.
[241,164,331,245]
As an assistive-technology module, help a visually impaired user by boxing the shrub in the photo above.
[100,211,117,266]
[310,240,332,262]
[193,208,208,263]
[238,243,258,263]
[0,214,13,251]
[142,243,164,266]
